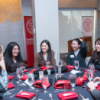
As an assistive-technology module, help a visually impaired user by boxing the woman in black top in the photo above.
[4,42,23,72]
[88,38,100,70]
[67,38,87,67]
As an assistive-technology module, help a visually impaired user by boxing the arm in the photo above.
[92,89,100,100]
[0,70,8,92]
[80,41,87,59]
[34,54,39,67]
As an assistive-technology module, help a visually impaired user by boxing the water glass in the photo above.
[28,73,34,86]
[39,71,44,80]
[89,64,95,72]
[69,73,77,90]
[74,60,79,70]
[58,66,61,78]
[87,69,94,81]
[41,76,49,93]
[46,61,50,67]
[16,68,23,81]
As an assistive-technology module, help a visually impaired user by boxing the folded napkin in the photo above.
[8,83,15,89]
[8,76,15,81]
[67,65,75,69]
[76,77,85,86]
[58,91,79,100]
[21,74,38,81]
[34,78,52,88]
[60,66,69,73]
[83,72,88,81]
[15,91,36,99]
[84,69,97,72]
[40,66,47,69]
[43,67,55,74]
[54,78,71,89]
[23,70,28,73]
[30,69,40,75]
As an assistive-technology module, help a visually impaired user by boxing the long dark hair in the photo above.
[93,38,100,63]
[40,40,52,61]
[4,42,23,72]
[73,38,81,45]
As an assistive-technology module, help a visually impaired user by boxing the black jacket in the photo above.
[88,53,100,71]
[67,41,87,67]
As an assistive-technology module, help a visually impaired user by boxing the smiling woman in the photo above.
[4,42,23,72]
[34,40,55,67]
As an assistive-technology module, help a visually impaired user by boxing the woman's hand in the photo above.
[79,38,83,41]
[87,81,96,92]
[0,57,6,70]
[94,77,100,83]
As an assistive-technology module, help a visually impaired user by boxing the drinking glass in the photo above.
[59,60,63,66]
[46,61,50,67]
[87,69,94,81]
[74,60,79,70]
[39,71,44,80]
[89,64,95,72]
[16,68,23,81]
[41,76,49,93]
[20,63,26,75]
[28,73,34,86]
[69,73,77,91]
[63,84,69,92]
[58,66,61,78]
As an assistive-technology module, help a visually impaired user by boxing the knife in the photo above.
[32,93,41,100]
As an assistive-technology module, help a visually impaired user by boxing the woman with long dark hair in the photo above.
[88,38,100,70]
[67,38,87,67]
[4,42,23,72]
[34,40,55,67]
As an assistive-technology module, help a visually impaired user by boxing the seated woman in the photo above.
[67,38,87,67]
[88,38,100,70]
[87,77,100,100]
[4,42,23,72]
[0,44,8,92]
[34,40,55,67]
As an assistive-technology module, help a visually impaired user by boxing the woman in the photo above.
[87,77,100,100]
[0,44,8,92]
[67,38,87,67]
[34,40,55,67]
[4,42,23,72]
[88,38,100,70]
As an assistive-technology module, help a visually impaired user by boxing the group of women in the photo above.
[0,38,100,100]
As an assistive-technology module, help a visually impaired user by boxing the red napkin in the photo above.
[54,80,71,89]
[83,72,88,81]
[76,77,85,86]
[42,67,54,71]
[84,69,97,72]
[30,69,39,73]
[8,76,15,81]
[58,91,79,100]
[15,91,36,99]
[21,74,28,81]
[34,80,51,88]
[96,85,100,91]
[40,66,46,69]
[23,70,28,73]
[8,83,15,89]
[67,65,75,69]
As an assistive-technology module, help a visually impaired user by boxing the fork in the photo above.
[10,90,23,98]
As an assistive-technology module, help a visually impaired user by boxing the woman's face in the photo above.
[71,40,80,51]
[41,42,49,53]
[95,41,100,52]
[12,45,19,57]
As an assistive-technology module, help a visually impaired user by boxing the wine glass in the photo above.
[41,76,49,93]
[16,68,23,81]
[89,64,95,72]
[63,84,69,92]
[20,63,26,75]
[28,73,34,86]
[69,73,77,91]
[46,61,50,67]
[87,69,94,81]
[58,66,61,78]
[74,60,79,70]
[59,59,63,66]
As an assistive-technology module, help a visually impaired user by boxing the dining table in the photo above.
[0,67,99,100]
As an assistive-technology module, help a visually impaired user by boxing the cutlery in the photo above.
[54,89,63,92]
[10,90,23,98]
[49,93,53,100]
[32,93,41,100]
[76,91,89,100]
